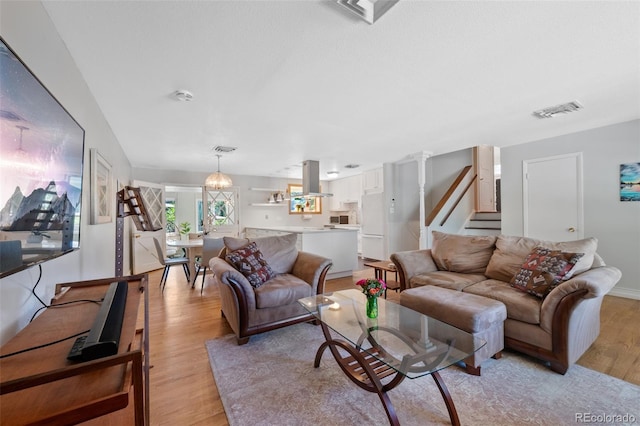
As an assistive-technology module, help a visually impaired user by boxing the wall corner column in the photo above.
[411,151,432,249]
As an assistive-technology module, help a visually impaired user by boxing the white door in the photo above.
[131,180,165,274]
[202,187,240,238]
[523,153,583,241]
[474,145,496,212]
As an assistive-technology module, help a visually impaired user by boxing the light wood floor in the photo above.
[145,266,640,425]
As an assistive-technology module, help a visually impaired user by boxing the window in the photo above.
[165,198,176,232]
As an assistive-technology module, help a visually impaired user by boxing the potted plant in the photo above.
[179,222,191,241]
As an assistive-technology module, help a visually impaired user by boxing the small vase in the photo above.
[366,296,378,319]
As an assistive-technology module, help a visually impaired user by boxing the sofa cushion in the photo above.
[254,274,313,309]
[224,233,298,274]
[463,279,541,324]
[431,231,496,274]
[510,247,584,299]
[410,271,487,291]
[485,235,597,282]
[225,242,275,288]
[401,286,507,333]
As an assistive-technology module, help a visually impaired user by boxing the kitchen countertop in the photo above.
[244,226,357,234]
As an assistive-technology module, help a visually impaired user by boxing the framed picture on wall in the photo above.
[620,163,640,202]
[288,184,322,214]
[90,148,113,223]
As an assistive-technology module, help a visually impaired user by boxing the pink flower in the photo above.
[356,278,386,298]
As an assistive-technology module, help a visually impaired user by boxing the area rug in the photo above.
[206,324,639,425]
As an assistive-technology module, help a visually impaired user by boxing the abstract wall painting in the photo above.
[620,163,640,202]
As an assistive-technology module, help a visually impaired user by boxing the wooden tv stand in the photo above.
[0,274,150,425]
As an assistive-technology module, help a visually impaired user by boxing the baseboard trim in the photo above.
[608,287,640,300]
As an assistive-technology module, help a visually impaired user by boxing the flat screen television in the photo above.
[0,37,85,278]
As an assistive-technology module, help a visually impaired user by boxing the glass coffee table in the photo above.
[298,289,486,426]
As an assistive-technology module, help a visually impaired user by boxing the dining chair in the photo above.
[153,237,190,292]
[193,237,225,294]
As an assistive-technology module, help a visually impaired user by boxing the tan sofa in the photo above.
[391,231,622,374]
[210,233,332,345]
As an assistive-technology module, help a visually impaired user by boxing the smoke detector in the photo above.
[533,101,583,119]
[174,90,194,102]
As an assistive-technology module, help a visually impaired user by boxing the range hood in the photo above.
[302,160,333,197]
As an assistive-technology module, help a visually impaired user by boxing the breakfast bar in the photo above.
[244,226,358,279]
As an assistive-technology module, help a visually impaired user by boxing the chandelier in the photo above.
[205,154,233,189]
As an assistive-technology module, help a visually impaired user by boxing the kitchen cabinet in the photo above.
[329,175,362,211]
[363,167,383,194]
[361,234,385,260]
[328,179,346,211]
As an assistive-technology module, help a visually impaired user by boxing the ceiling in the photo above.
[41,1,640,181]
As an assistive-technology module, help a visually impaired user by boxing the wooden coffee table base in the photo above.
[313,323,460,426]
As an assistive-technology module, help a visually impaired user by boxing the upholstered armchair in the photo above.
[209,233,332,345]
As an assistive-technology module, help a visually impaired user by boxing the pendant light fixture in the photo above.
[205,154,233,189]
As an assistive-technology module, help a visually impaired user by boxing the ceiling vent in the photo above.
[344,164,360,169]
[335,0,399,24]
[533,101,583,119]
[212,145,237,153]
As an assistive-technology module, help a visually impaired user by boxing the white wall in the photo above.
[0,2,134,344]
[501,120,640,299]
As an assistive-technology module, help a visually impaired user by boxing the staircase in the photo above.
[464,211,501,236]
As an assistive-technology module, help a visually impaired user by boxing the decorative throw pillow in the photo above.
[510,247,584,299]
[225,242,275,288]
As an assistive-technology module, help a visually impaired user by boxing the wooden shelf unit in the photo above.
[0,274,150,425]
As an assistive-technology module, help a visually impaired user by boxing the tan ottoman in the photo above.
[400,285,507,376]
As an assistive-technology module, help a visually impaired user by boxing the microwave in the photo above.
[330,215,350,224]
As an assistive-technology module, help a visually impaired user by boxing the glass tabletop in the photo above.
[299,289,486,379]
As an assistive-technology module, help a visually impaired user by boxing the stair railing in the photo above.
[425,166,476,244]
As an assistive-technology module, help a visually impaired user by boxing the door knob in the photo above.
[568,227,576,233]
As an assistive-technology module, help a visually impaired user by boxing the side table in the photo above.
[363,260,400,298]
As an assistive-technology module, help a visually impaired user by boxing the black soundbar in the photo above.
[67,281,128,362]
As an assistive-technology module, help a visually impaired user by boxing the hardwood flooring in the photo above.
[145,266,640,425]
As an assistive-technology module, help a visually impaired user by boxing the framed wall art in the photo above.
[620,162,640,202]
[90,148,113,223]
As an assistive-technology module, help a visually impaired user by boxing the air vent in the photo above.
[336,0,399,24]
[344,164,360,169]
[213,145,237,153]
[533,101,583,119]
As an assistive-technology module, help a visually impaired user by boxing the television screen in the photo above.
[0,37,85,278]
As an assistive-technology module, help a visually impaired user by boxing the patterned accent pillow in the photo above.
[510,247,584,299]
[225,242,275,288]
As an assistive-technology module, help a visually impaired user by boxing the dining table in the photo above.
[166,239,203,283]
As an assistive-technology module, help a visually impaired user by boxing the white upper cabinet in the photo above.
[329,174,362,211]
[345,174,362,203]
[362,167,383,194]
[329,179,346,210]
